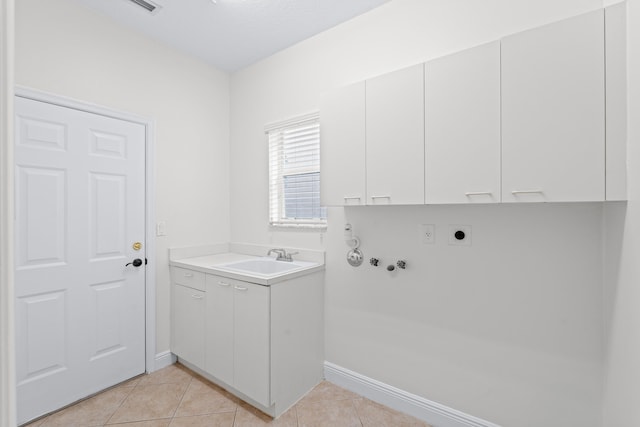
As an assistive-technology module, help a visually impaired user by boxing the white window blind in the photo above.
[267,113,326,228]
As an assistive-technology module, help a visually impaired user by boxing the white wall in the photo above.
[14,0,231,355]
[603,0,640,425]
[230,1,610,426]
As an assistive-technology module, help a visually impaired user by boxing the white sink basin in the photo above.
[217,257,316,278]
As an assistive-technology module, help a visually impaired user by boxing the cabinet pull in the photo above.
[183,273,194,278]
[511,189,543,194]
[371,195,391,200]
[465,191,492,196]
[191,294,204,300]
[343,196,361,200]
[218,281,230,287]
[234,286,248,291]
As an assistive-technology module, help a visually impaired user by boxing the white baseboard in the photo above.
[152,351,177,372]
[324,362,501,427]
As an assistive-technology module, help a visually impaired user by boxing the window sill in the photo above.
[269,222,327,231]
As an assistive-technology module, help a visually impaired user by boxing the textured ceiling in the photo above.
[73,0,390,72]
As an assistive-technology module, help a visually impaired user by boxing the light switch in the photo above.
[156,221,167,236]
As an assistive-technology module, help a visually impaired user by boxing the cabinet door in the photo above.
[320,83,366,206]
[502,10,605,202]
[366,64,425,205]
[234,282,270,407]
[205,275,234,386]
[605,2,627,201]
[425,41,501,204]
[171,283,205,369]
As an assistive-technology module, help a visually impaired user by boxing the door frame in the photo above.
[14,85,158,375]
[1,1,16,426]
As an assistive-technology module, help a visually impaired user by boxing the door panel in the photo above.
[89,280,126,360]
[16,291,67,383]
[16,166,67,268]
[90,130,127,158]
[14,96,146,424]
[18,116,67,151]
[90,173,126,259]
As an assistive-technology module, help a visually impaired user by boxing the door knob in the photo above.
[126,258,143,267]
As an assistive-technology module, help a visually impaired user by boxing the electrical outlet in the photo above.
[420,224,435,244]
[449,225,471,246]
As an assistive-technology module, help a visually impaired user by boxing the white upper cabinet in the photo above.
[366,64,425,205]
[320,82,366,206]
[501,9,605,202]
[425,41,501,204]
[320,7,618,207]
[605,2,627,201]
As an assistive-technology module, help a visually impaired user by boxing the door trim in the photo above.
[1,1,16,426]
[14,85,158,375]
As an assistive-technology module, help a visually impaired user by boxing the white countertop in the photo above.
[170,252,324,286]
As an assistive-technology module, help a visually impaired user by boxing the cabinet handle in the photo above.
[191,294,204,300]
[343,196,361,200]
[370,195,391,204]
[465,192,492,196]
[511,189,543,195]
[218,281,230,287]
[234,286,248,291]
[183,273,194,278]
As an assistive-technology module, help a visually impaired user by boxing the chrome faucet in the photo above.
[267,248,298,262]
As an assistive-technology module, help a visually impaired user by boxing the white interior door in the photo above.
[14,96,146,425]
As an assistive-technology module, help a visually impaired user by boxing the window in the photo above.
[267,113,326,228]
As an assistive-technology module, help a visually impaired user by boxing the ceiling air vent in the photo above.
[127,0,161,13]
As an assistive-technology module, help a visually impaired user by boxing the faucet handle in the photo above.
[267,248,285,257]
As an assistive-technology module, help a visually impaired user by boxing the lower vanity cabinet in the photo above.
[171,268,206,370]
[170,264,324,418]
[205,275,270,407]
[181,267,324,417]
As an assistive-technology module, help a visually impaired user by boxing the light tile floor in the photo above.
[24,364,431,427]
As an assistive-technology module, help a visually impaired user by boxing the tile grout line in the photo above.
[101,375,145,427]
[102,384,138,426]
[351,398,365,427]
[168,376,194,423]
[232,405,238,427]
